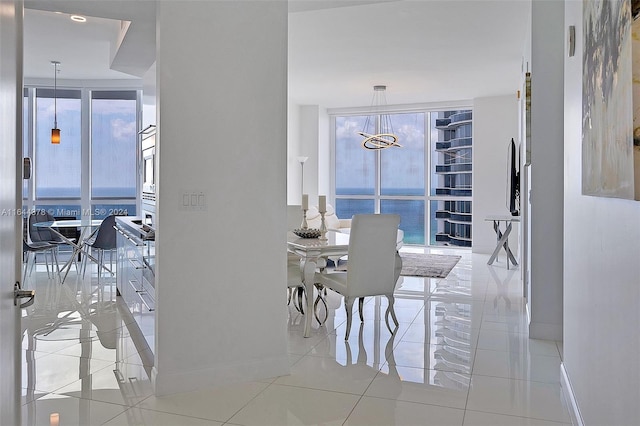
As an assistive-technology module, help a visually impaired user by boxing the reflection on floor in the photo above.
[20,249,570,425]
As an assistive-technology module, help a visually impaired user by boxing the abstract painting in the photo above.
[633,0,640,199]
[582,0,635,199]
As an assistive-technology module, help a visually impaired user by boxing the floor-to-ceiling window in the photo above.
[23,87,140,220]
[90,90,138,218]
[332,107,472,247]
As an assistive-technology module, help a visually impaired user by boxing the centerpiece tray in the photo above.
[293,228,321,238]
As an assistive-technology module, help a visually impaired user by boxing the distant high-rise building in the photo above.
[433,110,472,247]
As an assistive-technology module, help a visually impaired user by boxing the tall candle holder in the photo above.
[301,209,308,229]
[319,211,328,241]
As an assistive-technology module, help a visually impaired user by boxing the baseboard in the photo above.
[529,320,562,340]
[152,355,290,396]
[560,362,584,426]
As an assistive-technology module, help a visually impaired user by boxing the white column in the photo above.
[527,0,564,340]
[154,1,289,395]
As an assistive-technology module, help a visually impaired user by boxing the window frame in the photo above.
[22,84,142,220]
[329,102,473,248]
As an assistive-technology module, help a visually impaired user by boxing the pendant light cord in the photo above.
[53,62,57,128]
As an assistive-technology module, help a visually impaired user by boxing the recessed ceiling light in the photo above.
[70,15,86,23]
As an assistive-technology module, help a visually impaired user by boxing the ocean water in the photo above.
[334,188,471,246]
[334,189,427,245]
[28,187,136,219]
[35,187,135,198]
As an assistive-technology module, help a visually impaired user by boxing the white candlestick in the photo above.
[301,194,308,210]
[318,195,326,213]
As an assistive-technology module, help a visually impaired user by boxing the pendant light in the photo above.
[51,61,60,144]
[358,85,401,150]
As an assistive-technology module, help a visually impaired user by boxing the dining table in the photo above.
[33,219,104,283]
[287,230,350,338]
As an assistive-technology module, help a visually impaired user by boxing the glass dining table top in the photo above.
[33,219,103,228]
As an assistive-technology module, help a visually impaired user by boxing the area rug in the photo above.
[400,253,461,278]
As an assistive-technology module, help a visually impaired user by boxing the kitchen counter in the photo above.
[115,216,156,356]
[115,216,155,241]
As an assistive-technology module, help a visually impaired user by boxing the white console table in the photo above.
[485,215,520,269]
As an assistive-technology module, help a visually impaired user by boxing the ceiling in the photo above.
[23,0,531,109]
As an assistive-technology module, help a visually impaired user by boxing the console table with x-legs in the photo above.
[485,215,520,269]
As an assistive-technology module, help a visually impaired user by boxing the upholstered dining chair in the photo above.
[315,214,402,340]
[81,214,117,282]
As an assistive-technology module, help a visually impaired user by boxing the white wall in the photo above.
[142,61,156,130]
[154,1,289,395]
[472,95,519,255]
[563,1,640,423]
[287,101,301,204]
[288,104,330,208]
[317,107,330,197]
[300,105,320,203]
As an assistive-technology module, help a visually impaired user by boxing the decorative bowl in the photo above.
[293,228,321,238]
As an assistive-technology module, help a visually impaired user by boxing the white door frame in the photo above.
[0,0,24,424]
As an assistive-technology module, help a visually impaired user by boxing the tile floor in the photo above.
[19,248,571,425]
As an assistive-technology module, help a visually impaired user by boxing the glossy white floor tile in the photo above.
[135,382,270,422]
[103,408,224,426]
[19,250,572,425]
[463,410,570,425]
[365,365,470,409]
[343,396,465,425]
[472,348,561,384]
[226,384,360,426]
[466,375,571,423]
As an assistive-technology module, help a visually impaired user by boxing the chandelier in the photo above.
[358,85,401,150]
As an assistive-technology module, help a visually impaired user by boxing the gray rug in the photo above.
[400,253,461,278]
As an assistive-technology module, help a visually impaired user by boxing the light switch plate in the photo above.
[179,190,207,211]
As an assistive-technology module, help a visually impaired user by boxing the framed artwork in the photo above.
[525,72,531,166]
[582,0,636,199]
[633,0,640,199]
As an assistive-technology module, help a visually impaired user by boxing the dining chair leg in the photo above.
[384,294,399,333]
[296,287,305,314]
[344,296,354,341]
[81,247,89,278]
[358,297,365,322]
[313,284,328,325]
[97,250,103,285]
[32,252,43,277]
[23,252,31,279]
[52,248,61,282]
[41,252,51,278]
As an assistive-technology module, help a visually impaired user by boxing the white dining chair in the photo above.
[315,214,402,340]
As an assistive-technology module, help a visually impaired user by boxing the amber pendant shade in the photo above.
[51,128,60,144]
